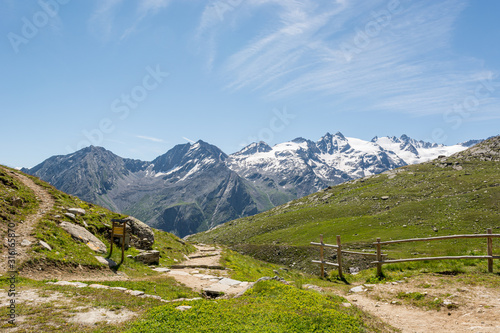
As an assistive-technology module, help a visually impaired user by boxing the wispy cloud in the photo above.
[196,0,500,116]
[136,135,165,143]
[120,0,171,40]
[89,0,171,41]
[182,136,196,144]
[88,0,123,41]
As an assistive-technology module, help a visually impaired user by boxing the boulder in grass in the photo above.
[134,250,160,265]
[60,222,107,253]
[123,216,155,250]
[67,208,86,216]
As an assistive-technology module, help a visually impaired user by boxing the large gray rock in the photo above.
[60,222,107,253]
[134,250,160,265]
[67,208,86,216]
[124,216,155,250]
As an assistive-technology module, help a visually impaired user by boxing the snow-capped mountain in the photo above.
[226,132,466,204]
[372,134,467,165]
[24,133,473,237]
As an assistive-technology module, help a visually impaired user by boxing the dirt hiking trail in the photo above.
[0,171,55,275]
[344,274,500,333]
[164,244,251,297]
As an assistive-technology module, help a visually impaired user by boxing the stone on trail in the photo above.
[126,290,145,296]
[51,281,88,288]
[95,256,117,268]
[203,284,230,298]
[21,239,32,246]
[152,267,170,273]
[88,284,110,289]
[218,278,242,286]
[350,286,366,293]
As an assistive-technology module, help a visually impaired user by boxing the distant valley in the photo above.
[23,133,476,237]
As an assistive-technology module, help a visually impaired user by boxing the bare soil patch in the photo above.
[344,274,500,332]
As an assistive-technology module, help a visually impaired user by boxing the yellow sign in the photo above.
[113,226,124,236]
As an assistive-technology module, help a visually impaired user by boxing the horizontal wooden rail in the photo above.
[312,260,339,267]
[310,242,338,249]
[311,243,388,257]
[375,233,500,245]
[312,228,499,278]
[341,250,388,257]
[372,255,500,264]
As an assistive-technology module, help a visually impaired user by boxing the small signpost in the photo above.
[110,219,127,263]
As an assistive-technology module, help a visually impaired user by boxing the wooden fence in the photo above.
[310,234,386,278]
[312,228,499,277]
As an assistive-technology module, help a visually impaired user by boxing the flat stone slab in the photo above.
[152,268,170,273]
[141,294,163,300]
[203,284,230,292]
[218,278,242,286]
[125,290,145,296]
[202,284,230,298]
[200,275,220,280]
[110,287,128,291]
[50,281,88,288]
[169,271,190,275]
[88,284,110,289]
[176,306,192,311]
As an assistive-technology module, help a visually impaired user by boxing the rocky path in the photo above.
[165,244,252,297]
[0,170,55,275]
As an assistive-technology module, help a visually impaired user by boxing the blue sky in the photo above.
[1,0,499,168]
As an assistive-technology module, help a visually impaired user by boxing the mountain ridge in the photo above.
[23,133,480,237]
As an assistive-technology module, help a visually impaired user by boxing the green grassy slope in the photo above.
[0,165,195,277]
[191,137,500,272]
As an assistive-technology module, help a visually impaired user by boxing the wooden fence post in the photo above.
[376,237,382,276]
[336,235,343,279]
[487,228,493,273]
[121,220,127,263]
[320,234,324,278]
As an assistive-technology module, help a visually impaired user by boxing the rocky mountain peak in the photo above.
[316,131,349,155]
[236,142,273,156]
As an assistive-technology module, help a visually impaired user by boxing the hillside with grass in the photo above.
[1,165,398,332]
[0,165,196,276]
[190,136,500,274]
